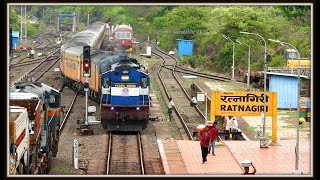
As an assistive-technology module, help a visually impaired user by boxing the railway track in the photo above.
[27,55,60,81]
[106,132,145,175]
[10,28,70,66]
[165,65,231,82]
[148,42,204,140]
[9,57,50,68]
[150,42,249,143]
[10,49,61,86]
[59,88,79,134]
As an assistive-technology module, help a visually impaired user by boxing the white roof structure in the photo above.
[10,92,39,100]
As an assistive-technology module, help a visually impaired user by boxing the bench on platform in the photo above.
[218,130,243,140]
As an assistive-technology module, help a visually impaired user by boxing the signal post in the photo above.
[78,46,93,135]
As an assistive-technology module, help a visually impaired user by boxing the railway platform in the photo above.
[157,139,242,175]
[157,138,311,176]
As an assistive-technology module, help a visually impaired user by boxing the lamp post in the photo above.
[240,31,267,138]
[222,34,235,80]
[236,39,251,91]
[87,10,90,26]
[268,39,301,174]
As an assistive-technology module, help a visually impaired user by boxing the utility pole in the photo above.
[240,31,267,138]
[20,5,27,43]
[222,34,235,80]
[236,39,251,91]
[268,39,302,174]
[87,10,90,26]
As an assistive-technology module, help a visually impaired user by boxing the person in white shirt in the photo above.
[190,95,197,107]
[225,116,233,131]
[167,97,174,120]
[225,116,234,139]
[30,49,35,58]
[232,116,239,131]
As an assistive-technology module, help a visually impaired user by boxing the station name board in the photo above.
[210,91,277,118]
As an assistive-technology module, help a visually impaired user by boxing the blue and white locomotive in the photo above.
[60,21,150,132]
[100,54,150,131]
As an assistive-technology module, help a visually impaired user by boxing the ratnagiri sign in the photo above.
[211,91,276,117]
[210,91,278,143]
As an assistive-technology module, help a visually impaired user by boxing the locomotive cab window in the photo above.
[107,64,111,70]
[49,95,55,103]
[116,32,131,39]
[103,78,110,88]
[49,94,60,108]
[141,78,148,88]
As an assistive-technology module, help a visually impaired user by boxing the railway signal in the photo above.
[83,82,89,91]
[83,46,91,77]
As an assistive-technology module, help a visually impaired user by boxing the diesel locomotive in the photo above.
[60,21,150,132]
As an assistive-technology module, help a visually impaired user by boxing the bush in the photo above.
[179,56,196,68]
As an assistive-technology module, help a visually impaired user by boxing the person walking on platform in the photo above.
[190,95,197,107]
[167,97,174,121]
[209,121,219,156]
[242,162,257,175]
[200,125,211,163]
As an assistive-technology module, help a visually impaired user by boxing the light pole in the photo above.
[268,39,301,174]
[87,10,90,26]
[240,31,267,138]
[236,39,251,91]
[222,34,235,80]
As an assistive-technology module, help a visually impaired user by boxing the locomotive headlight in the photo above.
[111,107,114,110]
[136,107,140,111]
[122,40,125,44]
[40,146,46,153]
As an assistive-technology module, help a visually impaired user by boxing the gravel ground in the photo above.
[141,121,165,175]
[50,93,106,175]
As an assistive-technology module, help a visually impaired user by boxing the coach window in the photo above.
[103,78,110,88]
[141,78,147,88]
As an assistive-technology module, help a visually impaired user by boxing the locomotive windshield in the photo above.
[48,93,60,108]
[103,78,110,88]
[115,32,131,39]
[141,78,148,88]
